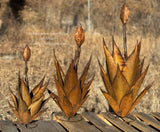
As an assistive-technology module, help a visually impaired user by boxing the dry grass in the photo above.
[0,0,159,121]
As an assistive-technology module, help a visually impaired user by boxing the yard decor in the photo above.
[98,4,153,117]
[48,25,94,118]
[9,45,50,124]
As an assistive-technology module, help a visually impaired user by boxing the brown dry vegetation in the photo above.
[0,0,159,120]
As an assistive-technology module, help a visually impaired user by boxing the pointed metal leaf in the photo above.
[112,65,130,104]
[103,38,117,82]
[31,76,45,96]
[79,56,91,88]
[131,65,149,100]
[60,96,73,117]
[31,108,48,121]
[129,83,152,113]
[68,81,81,106]
[123,42,141,87]
[64,60,78,96]
[53,50,65,87]
[32,81,49,103]
[48,89,62,110]
[119,90,133,117]
[112,40,125,71]
[41,97,50,108]
[8,101,22,123]
[81,77,94,99]
[73,95,89,117]
[22,110,31,124]
[18,92,28,118]
[101,89,119,113]
[55,77,66,104]
[10,89,18,109]
[29,95,44,117]
[98,59,113,96]
[20,79,31,106]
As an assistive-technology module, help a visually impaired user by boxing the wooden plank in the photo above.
[123,115,156,132]
[0,120,18,132]
[134,112,160,130]
[101,112,138,132]
[151,113,160,120]
[82,112,119,132]
[17,120,66,132]
[53,113,99,132]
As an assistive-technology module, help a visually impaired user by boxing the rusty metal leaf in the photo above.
[60,96,73,117]
[10,89,18,109]
[64,60,78,96]
[101,89,119,113]
[103,38,117,82]
[119,90,133,117]
[18,93,28,118]
[112,40,125,71]
[123,42,141,87]
[68,81,81,106]
[31,76,45,96]
[32,81,49,103]
[22,110,31,124]
[8,101,22,123]
[28,95,44,117]
[81,77,94,99]
[48,89,62,110]
[129,83,152,113]
[112,65,130,104]
[73,95,89,116]
[131,65,149,100]
[53,51,65,87]
[79,56,91,88]
[20,79,31,106]
[31,108,48,121]
[98,59,113,96]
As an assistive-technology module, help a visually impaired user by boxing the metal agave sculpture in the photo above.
[9,45,49,124]
[98,4,152,117]
[48,25,94,117]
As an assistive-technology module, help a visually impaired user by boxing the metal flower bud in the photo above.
[120,4,129,24]
[74,25,85,46]
[23,45,31,61]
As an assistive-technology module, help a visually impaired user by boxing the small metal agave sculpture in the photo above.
[98,4,152,117]
[9,45,50,124]
[48,25,94,117]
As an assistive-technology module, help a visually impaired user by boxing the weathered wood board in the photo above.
[53,113,100,132]
[134,112,160,131]
[0,112,160,132]
[99,112,139,132]
[82,112,119,132]
[0,120,18,132]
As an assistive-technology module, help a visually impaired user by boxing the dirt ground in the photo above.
[0,0,159,121]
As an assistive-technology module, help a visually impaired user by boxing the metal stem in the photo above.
[25,61,29,90]
[74,45,81,70]
[123,23,127,60]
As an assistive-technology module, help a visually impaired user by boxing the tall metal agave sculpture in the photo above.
[98,4,153,117]
[9,45,49,124]
[48,25,94,118]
